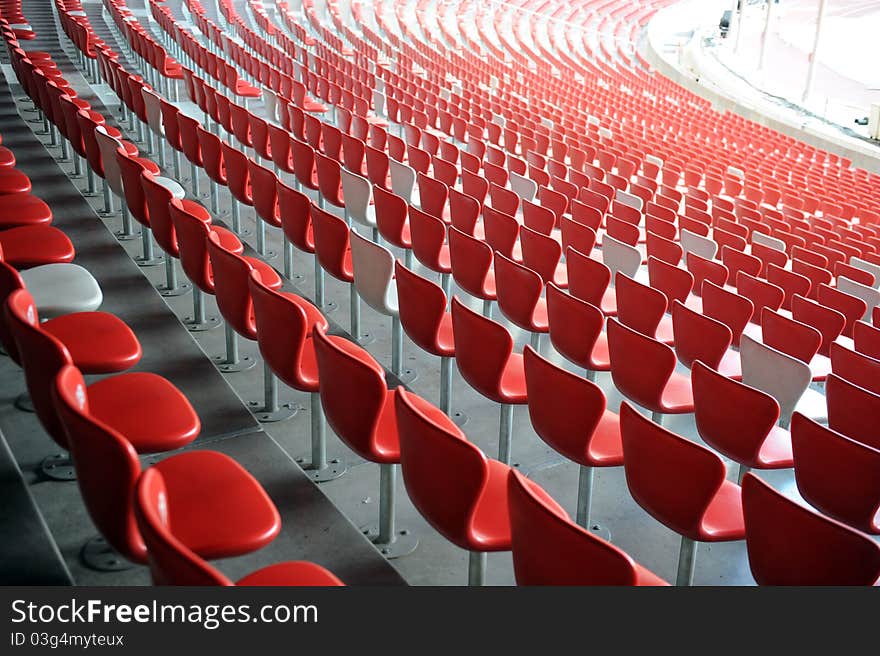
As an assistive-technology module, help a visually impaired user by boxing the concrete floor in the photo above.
[3,0,856,587]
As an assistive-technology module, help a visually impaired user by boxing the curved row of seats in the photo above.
[0,11,344,586]
[10,0,880,586]
[127,0,880,584]
[110,0,880,584]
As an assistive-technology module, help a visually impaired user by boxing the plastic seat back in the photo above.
[315,152,343,208]
[817,283,868,338]
[620,401,727,538]
[394,261,450,356]
[493,254,544,331]
[416,172,448,220]
[5,289,72,446]
[671,300,733,370]
[291,138,318,190]
[277,180,315,254]
[373,185,410,249]
[169,199,214,292]
[686,252,728,297]
[853,320,880,359]
[349,229,397,316]
[566,247,611,307]
[761,309,822,365]
[837,277,880,321]
[737,271,784,324]
[792,294,845,357]
[615,272,666,338]
[741,473,880,586]
[389,159,416,203]
[450,297,515,402]
[829,343,880,394]
[248,160,280,228]
[648,257,693,307]
[222,143,252,207]
[409,206,450,273]
[340,169,373,229]
[134,468,230,586]
[311,205,353,282]
[508,469,643,585]
[0,261,25,362]
[701,279,753,346]
[142,173,179,256]
[546,282,604,371]
[195,126,226,184]
[206,231,258,339]
[116,149,150,226]
[249,272,325,392]
[312,325,386,461]
[53,365,144,562]
[692,361,780,465]
[483,206,519,260]
[560,217,597,256]
[790,413,880,534]
[519,226,562,285]
[825,374,880,450]
[606,318,676,411]
[449,227,495,300]
[601,235,640,281]
[740,335,810,426]
[767,263,811,311]
[523,345,608,465]
[680,228,718,261]
[394,388,487,549]
[448,188,481,236]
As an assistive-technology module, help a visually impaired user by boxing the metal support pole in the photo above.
[377,463,395,544]
[651,410,663,425]
[498,403,513,464]
[284,239,294,279]
[101,179,114,214]
[190,162,200,197]
[225,324,239,364]
[263,366,279,413]
[441,272,452,299]
[137,227,162,265]
[86,168,96,195]
[315,258,325,307]
[737,463,750,485]
[350,283,360,337]
[391,316,403,376]
[193,288,206,322]
[256,218,266,255]
[232,199,241,233]
[529,331,541,352]
[118,205,139,240]
[575,465,594,529]
[210,180,219,214]
[164,256,179,291]
[468,551,487,586]
[586,368,597,382]
[310,392,327,471]
[676,536,698,587]
[404,249,414,269]
[802,0,829,103]
[440,356,452,414]
[482,299,493,318]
